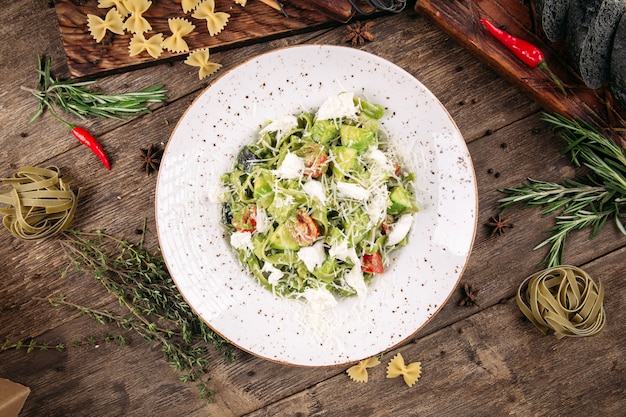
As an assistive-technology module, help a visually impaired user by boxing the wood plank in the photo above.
[414,0,626,145]
[2,2,625,416]
[52,0,345,78]
[244,247,626,417]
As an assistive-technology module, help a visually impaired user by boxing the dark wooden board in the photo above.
[415,0,626,145]
[52,0,352,79]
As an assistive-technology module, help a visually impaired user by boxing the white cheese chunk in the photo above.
[365,147,395,174]
[302,179,326,204]
[344,266,367,298]
[254,208,271,233]
[259,115,298,138]
[336,181,370,201]
[261,262,283,285]
[301,286,337,311]
[329,241,360,265]
[386,213,413,246]
[315,92,357,121]
[273,152,305,179]
[230,231,253,250]
[207,185,228,204]
[297,240,326,272]
[365,185,389,227]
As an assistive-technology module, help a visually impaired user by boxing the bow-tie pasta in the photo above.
[386,353,422,387]
[123,0,153,33]
[192,0,230,36]
[87,8,125,42]
[163,18,196,53]
[129,32,164,58]
[185,48,222,79]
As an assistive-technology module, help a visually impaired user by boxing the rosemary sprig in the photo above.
[23,55,167,123]
[53,229,235,402]
[498,113,626,267]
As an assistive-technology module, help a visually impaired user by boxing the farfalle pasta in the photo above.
[98,0,129,16]
[87,8,125,43]
[386,353,421,387]
[163,18,195,53]
[192,0,230,36]
[181,0,202,13]
[185,48,222,79]
[346,356,380,383]
[129,32,164,58]
[123,0,153,33]
[84,0,264,79]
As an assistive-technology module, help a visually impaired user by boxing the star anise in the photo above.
[458,282,480,307]
[137,144,163,175]
[485,214,513,237]
[341,21,375,46]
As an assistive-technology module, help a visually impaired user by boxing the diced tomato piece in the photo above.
[361,252,384,274]
[232,205,257,232]
[393,163,401,176]
[285,210,319,246]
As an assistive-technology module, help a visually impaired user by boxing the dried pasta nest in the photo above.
[0,166,80,240]
[516,265,606,339]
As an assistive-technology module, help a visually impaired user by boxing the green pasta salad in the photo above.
[220,92,419,300]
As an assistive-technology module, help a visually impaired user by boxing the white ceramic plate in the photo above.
[156,45,477,367]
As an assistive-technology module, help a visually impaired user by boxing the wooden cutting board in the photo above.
[415,0,626,145]
[52,0,356,79]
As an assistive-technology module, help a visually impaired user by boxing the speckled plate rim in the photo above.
[155,44,478,367]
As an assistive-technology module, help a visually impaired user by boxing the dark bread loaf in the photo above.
[536,0,570,41]
[580,0,625,88]
[565,0,601,68]
[610,12,626,109]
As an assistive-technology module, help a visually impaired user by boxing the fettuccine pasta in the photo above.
[516,265,606,339]
[0,166,79,240]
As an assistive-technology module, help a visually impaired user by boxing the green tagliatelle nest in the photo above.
[0,166,79,240]
[516,265,606,339]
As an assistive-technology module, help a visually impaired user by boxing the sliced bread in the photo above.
[579,0,626,88]
[610,12,626,109]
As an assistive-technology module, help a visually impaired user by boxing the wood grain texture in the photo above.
[52,0,342,79]
[1,1,625,416]
[415,0,626,145]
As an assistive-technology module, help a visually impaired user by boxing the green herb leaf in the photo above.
[498,113,626,267]
[25,55,167,124]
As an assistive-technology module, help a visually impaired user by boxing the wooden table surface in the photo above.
[1,1,624,416]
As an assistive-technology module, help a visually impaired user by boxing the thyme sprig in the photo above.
[53,229,235,402]
[23,56,167,123]
[498,113,626,267]
[1,338,66,353]
[1,333,127,353]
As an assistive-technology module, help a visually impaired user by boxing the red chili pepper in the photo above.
[479,18,567,96]
[70,125,111,170]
